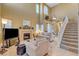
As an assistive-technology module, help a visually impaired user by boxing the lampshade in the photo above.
[2,18,8,24]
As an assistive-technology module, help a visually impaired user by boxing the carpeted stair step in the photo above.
[60,44,78,54]
[61,40,78,48]
[63,38,78,43]
[64,33,78,36]
[63,35,78,39]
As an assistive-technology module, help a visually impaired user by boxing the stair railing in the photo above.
[58,16,69,48]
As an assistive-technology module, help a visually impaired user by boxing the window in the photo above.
[36,24,44,33]
[36,24,39,33]
[5,20,12,28]
[35,4,49,32]
[41,24,44,32]
[36,4,39,14]
[44,5,48,15]
[47,23,52,33]
[2,18,12,28]
[23,20,31,26]
[40,4,42,14]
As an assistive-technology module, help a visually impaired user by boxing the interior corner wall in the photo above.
[51,3,78,33]
[52,3,78,22]
[2,3,37,31]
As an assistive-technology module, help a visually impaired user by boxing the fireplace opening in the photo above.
[24,33,30,40]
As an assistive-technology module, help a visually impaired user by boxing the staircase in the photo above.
[60,22,78,54]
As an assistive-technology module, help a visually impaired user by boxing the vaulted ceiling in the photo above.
[46,3,59,8]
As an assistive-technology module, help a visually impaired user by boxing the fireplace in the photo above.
[24,33,30,40]
[19,29,33,43]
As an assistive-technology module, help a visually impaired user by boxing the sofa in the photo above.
[24,38,50,56]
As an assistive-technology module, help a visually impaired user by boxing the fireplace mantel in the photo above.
[19,29,33,43]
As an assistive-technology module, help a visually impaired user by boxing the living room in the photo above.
[0,3,78,56]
